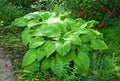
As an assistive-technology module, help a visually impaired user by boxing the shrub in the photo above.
[11,11,107,80]
[5,0,33,8]
[0,0,26,26]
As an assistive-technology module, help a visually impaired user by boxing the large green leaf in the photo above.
[90,39,108,50]
[41,58,51,70]
[76,18,86,26]
[35,41,55,61]
[32,25,45,37]
[80,20,98,28]
[77,44,89,53]
[64,18,76,30]
[35,48,46,61]
[91,29,103,38]
[22,28,32,46]
[40,12,51,20]
[46,18,61,24]
[55,41,71,56]
[64,35,81,45]
[24,12,40,20]
[62,20,71,31]
[24,61,39,72]
[33,23,61,37]
[27,19,40,28]
[58,13,70,20]
[29,36,45,48]
[73,51,90,76]
[12,17,28,27]
[53,22,67,33]
[22,50,37,67]
[73,27,88,36]
[62,50,76,62]
[44,41,55,58]
[44,24,61,37]
[86,20,98,28]
[80,31,96,43]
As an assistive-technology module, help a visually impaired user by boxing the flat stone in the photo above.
[0,58,16,81]
[0,47,8,58]
[0,47,17,81]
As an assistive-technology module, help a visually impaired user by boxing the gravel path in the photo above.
[0,48,17,81]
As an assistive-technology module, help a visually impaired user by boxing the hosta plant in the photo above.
[11,11,108,77]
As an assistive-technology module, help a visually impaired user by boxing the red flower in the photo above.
[100,5,112,15]
[77,11,87,17]
[100,5,107,12]
[97,22,105,29]
[106,9,112,15]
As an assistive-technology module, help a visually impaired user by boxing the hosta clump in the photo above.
[12,11,108,77]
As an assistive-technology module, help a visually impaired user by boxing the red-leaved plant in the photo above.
[77,11,87,17]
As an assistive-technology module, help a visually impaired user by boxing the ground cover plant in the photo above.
[0,0,120,81]
[11,11,108,80]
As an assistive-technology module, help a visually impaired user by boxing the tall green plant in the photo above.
[11,11,107,78]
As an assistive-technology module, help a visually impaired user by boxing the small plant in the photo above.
[11,11,107,80]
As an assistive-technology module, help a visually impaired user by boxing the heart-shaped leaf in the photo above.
[64,35,81,45]
[33,23,61,37]
[24,61,39,72]
[90,39,108,50]
[22,28,32,46]
[41,58,51,70]
[73,51,90,76]
[24,12,40,20]
[22,50,37,67]
[12,17,28,27]
[44,41,55,58]
[35,48,46,61]
[27,19,40,28]
[29,37,45,48]
[55,41,71,56]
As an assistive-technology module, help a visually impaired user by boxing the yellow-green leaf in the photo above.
[41,58,51,70]
[22,50,37,67]
[24,61,39,72]
[12,17,28,27]
[73,51,90,76]
[35,48,46,61]
[22,28,32,46]
[90,39,108,50]
[55,41,71,56]
[29,37,45,48]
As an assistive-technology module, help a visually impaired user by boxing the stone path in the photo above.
[0,48,17,81]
